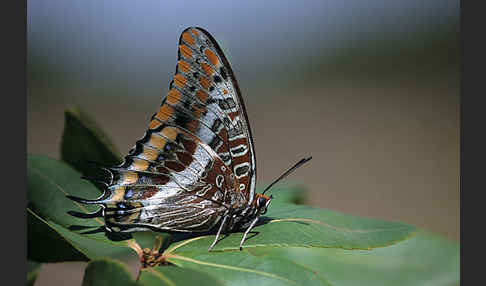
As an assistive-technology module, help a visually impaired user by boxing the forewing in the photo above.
[146,27,257,202]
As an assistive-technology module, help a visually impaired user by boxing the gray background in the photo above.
[28,1,459,284]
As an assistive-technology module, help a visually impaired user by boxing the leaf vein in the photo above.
[169,255,299,285]
[145,268,177,286]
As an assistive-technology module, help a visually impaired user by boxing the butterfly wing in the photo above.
[71,27,256,232]
[103,131,245,232]
[151,27,257,202]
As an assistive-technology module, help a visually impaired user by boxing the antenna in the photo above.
[262,156,312,195]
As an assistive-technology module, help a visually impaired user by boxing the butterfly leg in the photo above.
[208,214,229,251]
[239,217,259,250]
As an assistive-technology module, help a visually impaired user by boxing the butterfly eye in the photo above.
[257,197,266,207]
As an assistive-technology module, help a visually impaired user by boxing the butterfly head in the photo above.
[254,193,273,215]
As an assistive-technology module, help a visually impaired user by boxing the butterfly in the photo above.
[67,27,311,251]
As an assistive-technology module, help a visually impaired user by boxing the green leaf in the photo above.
[139,266,225,286]
[82,258,139,286]
[60,106,122,177]
[27,261,41,286]
[155,200,416,285]
[27,154,136,262]
[27,208,88,262]
[250,231,459,286]
[28,208,135,261]
[167,251,331,286]
[28,154,115,239]
[82,258,227,286]
[28,154,103,228]
[169,203,417,253]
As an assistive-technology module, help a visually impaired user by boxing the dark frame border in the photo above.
[3,0,27,284]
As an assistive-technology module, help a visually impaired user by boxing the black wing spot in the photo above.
[213,75,222,83]
[156,153,166,161]
[209,137,222,150]
[218,98,236,110]
[193,72,199,79]
[218,99,229,110]
[175,113,191,126]
[120,157,134,169]
[183,100,191,109]
[128,143,144,156]
[152,124,165,133]
[175,133,184,143]
[150,113,157,121]
[220,153,231,163]
[128,147,136,156]
[211,119,222,132]
[230,145,246,156]
[235,164,250,177]
[136,132,151,144]
[173,106,193,127]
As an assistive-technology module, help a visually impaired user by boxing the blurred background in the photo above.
[27,0,459,285]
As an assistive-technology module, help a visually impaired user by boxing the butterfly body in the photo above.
[68,27,274,249]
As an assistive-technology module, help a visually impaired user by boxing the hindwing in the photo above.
[103,131,246,232]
